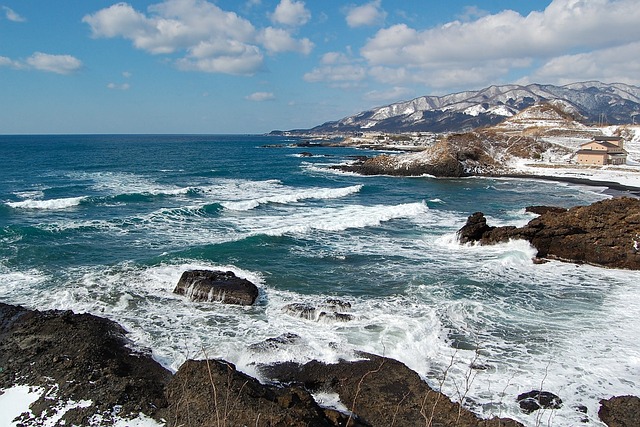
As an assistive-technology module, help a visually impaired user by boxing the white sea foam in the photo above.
[221,184,363,211]
[6,196,86,210]
[13,190,45,200]
[229,201,429,236]
[2,249,640,427]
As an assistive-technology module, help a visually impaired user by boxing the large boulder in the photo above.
[599,396,640,427]
[262,352,523,427]
[457,197,640,269]
[174,269,259,305]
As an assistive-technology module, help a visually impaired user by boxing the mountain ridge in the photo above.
[279,81,640,134]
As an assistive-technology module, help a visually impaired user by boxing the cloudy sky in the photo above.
[1,0,640,134]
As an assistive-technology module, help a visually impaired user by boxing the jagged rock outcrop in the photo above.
[335,130,556,177]
[599,395,640,427]
[262,352,524,427]
[174,269,259,305]
[457,197,640,269]
[163,359,360,427]
[0,303,172,425]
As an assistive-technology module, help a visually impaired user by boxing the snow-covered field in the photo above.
[512,125,640,188]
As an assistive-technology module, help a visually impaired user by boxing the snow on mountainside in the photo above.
[288,81,640,135]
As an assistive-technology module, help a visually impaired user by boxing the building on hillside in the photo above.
[576,136,627,165]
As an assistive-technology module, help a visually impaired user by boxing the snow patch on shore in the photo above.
[0,384,162,427]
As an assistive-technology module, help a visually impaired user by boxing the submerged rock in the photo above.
[457,197,640,270]
[516,390,563,414]
[174,269,259,305]
[248,332,303,352]
[283,298,354,322]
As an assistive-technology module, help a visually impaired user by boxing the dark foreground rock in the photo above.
[163,359,359,427]
[262,352,523,427]
[174,269,259,305]
[457,197,640,269]
[3,302,637,426]
[516,390,563,414]
[599,395,640,427]
[0,302,172,425]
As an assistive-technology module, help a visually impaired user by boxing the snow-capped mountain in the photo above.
[293,81,640,134]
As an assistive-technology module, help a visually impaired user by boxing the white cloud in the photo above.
[258,27,313,55]
[25,52,83,74]
[304,51,367,89]
[304,64,367,88]
[177,43,264,75]
[456,6,489,22]
[530,41,640,86]
[0,55,21,69]
[363,86,412,102]
[246,91,275,101]
[2,6,26,22]
[345,0,386,28]
[83,0,312,75]
[359,0,640,89]
[270,0,310,27]
[107,82,131,90]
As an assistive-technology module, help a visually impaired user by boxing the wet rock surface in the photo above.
[262,352,524,427]
[0,302,172,425]
[516,390,563,414]
[457,197,640,269]
[2,302,639,426]
[162,359,359,427]
[173,269,259,305]
[599,395,640,427]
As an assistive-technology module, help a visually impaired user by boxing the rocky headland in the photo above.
[457,197,640,270]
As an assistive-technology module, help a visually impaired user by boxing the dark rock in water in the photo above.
[174,269,259,305]
[457,212,495,244]
[457,197,640,270]
[162,358,359,426]
[319,311,355,322]
[525,205,568,215]
[516,390,563,414]
[324,298,352,310]
[0,302,171,425]
[299,151,314,157]
[249,332,303,352]
[283,299,354,322]
[263,352,524,427]
[598,395,640,427]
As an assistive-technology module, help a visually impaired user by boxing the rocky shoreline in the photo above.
[3,196,640,425]
[1,302,527,426]
[457,197,640,270]
[2,298,640,426]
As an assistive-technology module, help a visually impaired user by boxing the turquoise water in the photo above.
[1,134,638,426]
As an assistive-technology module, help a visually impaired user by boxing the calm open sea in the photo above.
[1,134,638,426]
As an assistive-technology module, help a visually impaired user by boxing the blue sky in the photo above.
[1,0,640,134]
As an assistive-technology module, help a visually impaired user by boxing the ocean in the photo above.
[1,134,638,426]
